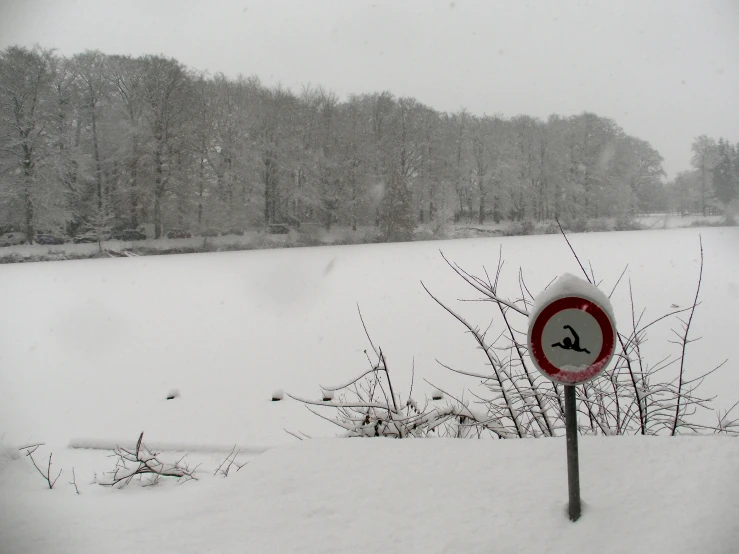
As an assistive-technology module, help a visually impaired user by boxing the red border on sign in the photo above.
[530,296,615,384]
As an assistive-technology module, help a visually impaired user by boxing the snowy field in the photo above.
[0,226,738,552]
[2,437,738,553]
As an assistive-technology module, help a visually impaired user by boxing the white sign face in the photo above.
[540,308,603,374]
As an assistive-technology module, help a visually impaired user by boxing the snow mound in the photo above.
[67,438,271,455]
[210,437,739,552]
[3,437,736,553]
[530,272,616,326]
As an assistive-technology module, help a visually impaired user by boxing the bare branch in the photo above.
[69,467,80,494]
[671,236,703,436]
[357,304,379,358]
[284,428,304,441]
[608,264,629,298]
[555,218,591,284]
[99,432,198,487]
[20,445,61,489]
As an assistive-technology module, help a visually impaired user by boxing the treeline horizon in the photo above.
[1,45,736,242]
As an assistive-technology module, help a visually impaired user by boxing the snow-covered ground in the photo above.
[2,437,738,553]
[0,226,737,552]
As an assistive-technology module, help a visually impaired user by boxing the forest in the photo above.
[1,45,737,242]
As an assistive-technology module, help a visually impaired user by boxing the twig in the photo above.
[422,281,524,438]
[286,393,392,411]
[438,250,530,316]
[320,367,383,392]
[18,442,45,451]
[214,445,246,477]
[20,445,62,489]
[587,259,597,286]
[357,303,379,357]
[671,236,704,436]
[99,432,198,487]
[284,428,304,440]
[608,264,629,298]
[490,252,554,436]
[555,218,591,284]
[69,467,80,494]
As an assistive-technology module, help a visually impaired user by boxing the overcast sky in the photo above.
[1,0,738,178]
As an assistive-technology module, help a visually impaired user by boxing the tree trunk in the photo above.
[478,179,485,224]
[154,193,162,239]
[22,143,34,243]
[91,109,103,210]
[154,146,164,238]
[24,185,34,244]
[264,153,279,225]
[198,155,204,226]
[351,166,357,231]
[130,133,139,228]
[701,160,707,216]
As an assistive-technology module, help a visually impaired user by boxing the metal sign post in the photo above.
[527,273,616,522]
[564,385,581,521]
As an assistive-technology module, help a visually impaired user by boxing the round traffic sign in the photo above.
[527,275,616,385]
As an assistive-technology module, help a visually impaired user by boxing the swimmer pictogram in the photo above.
[551,325,591,354]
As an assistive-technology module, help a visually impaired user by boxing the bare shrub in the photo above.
[294,229,736,439]
[419,228,734,437]
[19,444,62,489]
[289,307,509,438]
[69,467,80,494]
[98,432,199,488]
[213,446,247,477]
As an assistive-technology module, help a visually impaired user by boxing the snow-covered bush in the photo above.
[272,389,284,401]
[420,232,737,437]
[294,228,737,439]
[614,214,645,231]
[288,310,509,438]
[503,220,536,236]
[562,216,588,233]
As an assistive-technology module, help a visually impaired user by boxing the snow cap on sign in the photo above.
[530,273,616,328]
